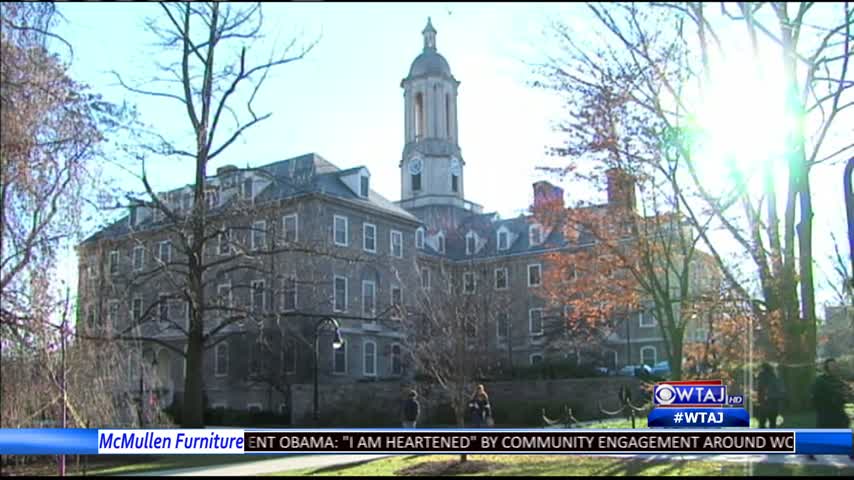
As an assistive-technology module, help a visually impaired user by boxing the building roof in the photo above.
[81,153,419,246]
[408,51,452,78]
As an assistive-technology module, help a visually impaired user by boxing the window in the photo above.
[129,207,138,226]
[529,308,544,336]
[252,221,266,250]
[334,215,349,246]
[463,272,476,294]
[497,230,509,251]
[242,178,253,201]
[362,280,376,317]
[640,346,657,366]
[528,264,542,287]
[281,275,297,312]
[414,92,424,139]
[465,317,477,339]
[445,94,451,137]
[217,283,233,308]
[363,341,376,376]
[437,233,445,254]
[251,280,265,313]
[219,229,231,255]
[333,338,347,374]
[530,353,544,366]
[412,173,421,191]
[205,188,219,209]
[390,230,403,258]
[363,223,376,253]
[159,294,170,323]
[421,267,431,289]
[109,250,119,275]
[451,174,458,192]
[334,276,348,312]
[465,232,477,255]
[415,228,424,249]
[360,176,370,197]
[133,246,144,271]
[132,296,143,323]
[494,268,508,290]
[158,241,172,263]
[563,265,577,282]
[282,339,296,374]
[391,344,402,376]
[391,286,402,319]
[249,335,263,375]
[215,343,228,377]
[107,300,119,326]
[497,312,509,340]
[530,224,543,246]
[640,310,657,327]
[282,214,298,244]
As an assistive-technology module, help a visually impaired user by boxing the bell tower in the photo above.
[399,18,465,206]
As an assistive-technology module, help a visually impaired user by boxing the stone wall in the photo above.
[291,377,643,427]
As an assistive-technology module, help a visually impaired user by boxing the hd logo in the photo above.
[653,382,744,407]
[648,380,749,428]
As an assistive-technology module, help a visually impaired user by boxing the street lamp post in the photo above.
[313,317,343,423]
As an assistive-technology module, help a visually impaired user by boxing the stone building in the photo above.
[77,18,715,417]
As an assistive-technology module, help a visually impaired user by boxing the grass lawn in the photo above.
[270,454,854,477]
[556,403,854,430]
[1,453,284,477]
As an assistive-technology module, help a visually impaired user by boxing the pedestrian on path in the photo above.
[808,358,853,461]
[468,384,493,428]
[756,362,784,428]
[401,389,420,428]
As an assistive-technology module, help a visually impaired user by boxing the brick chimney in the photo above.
[605,168,636,211]
[533,181,565,211]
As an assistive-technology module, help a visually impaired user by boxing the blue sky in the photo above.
[51,2,849,312]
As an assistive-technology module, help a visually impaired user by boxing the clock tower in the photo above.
[398,18,468,210]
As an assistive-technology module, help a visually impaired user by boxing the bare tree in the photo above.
[94,2,326,427]
[533,1,852,409]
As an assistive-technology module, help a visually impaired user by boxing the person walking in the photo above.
[468,384,493,428]
[756,362,783,428]
[808,358,853,461]
[401,390,420,428]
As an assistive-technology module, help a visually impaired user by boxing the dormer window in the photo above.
[437,233,446,254]
[529,224,543,246]
[129,207,138,227]
[360,176,369,198]
[242,178,253,201]
[497,229,509,251]
[416,227,425,249]
[465,231,477,255]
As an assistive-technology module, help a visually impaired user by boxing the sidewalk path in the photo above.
[128,452,853,476]
[122,454,394,476]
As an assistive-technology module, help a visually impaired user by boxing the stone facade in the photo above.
[76,19,714,419]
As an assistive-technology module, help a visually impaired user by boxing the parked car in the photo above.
[617,364,652,377]
[651,361,671,378]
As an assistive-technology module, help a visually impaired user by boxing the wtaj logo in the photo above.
[653,380,744,407]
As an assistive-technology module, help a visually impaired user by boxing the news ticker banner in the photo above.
[1,429,851,456]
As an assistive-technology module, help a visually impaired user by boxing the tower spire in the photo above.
[422,17,437,51]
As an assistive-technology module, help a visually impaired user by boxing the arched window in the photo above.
[640,346,657,367]
[415,227,425,249]
[414,93,424,139]
[445,94,451,138]
[437,233,446,254]
[215,343,229,377]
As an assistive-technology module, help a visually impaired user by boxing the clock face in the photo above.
[409,158,423,175]
[449,157,461,175]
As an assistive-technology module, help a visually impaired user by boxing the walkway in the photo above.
[127,452,853,476]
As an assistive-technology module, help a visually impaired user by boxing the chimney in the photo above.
[533,181,565,211]
[605,168,636,211]
[217,165,238,176]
